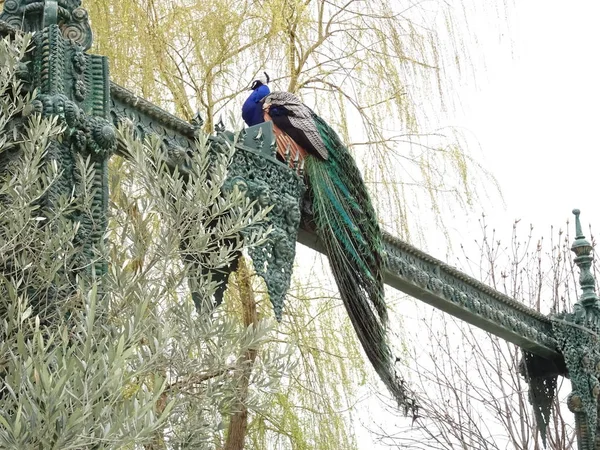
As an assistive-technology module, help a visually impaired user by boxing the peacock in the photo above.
[260,91,415,413]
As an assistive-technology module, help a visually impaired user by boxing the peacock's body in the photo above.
[262,91,412,410]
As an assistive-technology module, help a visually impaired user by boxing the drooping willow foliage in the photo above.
[88,0,504,239]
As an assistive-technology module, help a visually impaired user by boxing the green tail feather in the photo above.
[306,113,414,411]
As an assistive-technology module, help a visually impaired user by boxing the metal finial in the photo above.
[570,209,599,314]
[573,209,584,239]
[214,116,225,134]
[253,127,264,148]
[270,134,277,157]
[191,111,204,129]
[571,209,592,257]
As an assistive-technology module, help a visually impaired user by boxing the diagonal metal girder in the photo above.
[300,229,561,362]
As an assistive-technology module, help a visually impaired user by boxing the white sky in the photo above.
[449,1,600,245]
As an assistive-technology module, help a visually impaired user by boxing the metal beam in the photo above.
[298,228,561,362]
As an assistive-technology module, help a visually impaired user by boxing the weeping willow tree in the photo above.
[85,1,507,448]
[88,0,502,238]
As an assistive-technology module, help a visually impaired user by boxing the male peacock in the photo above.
[261,91,415,413]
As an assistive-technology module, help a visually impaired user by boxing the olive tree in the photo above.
[0,33,291,449]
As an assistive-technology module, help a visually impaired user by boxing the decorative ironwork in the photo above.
[548,209,600,450]
[0,0,93,50]
[190,110,204,137]
[1,4,112,280]
[520,351,558,447]
[110,82,197,165]
[571,209,600,326]
[222,123,305,319]
[32,24,111,277]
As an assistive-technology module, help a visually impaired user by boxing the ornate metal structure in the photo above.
[1,1,599,448]
[1,0,112,282]
[109,83,305,318]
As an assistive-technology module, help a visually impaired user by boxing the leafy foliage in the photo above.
[0,33,291,449]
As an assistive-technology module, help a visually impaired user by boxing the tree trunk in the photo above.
[224,257,258,450]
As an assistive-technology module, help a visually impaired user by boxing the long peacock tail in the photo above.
[305,113,413,410]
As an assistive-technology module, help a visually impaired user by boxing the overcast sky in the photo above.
[450,1,600,245]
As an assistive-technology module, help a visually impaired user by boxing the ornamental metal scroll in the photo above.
[0,0,93,50]
[552,320,600,449]
[0,14,112,329]
[30,24,113,278]
[0,22,113,282]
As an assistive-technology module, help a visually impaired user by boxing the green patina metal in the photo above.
[0,0,93,50]
[109,83,305,318]
[221,123,305,319]
[549,210,600,450]
[0,0,112,284]
[2,1,600,447]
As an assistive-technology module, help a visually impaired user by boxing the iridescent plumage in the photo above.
[263,91,413,410]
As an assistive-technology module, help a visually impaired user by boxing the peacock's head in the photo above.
[250,71,270,90]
